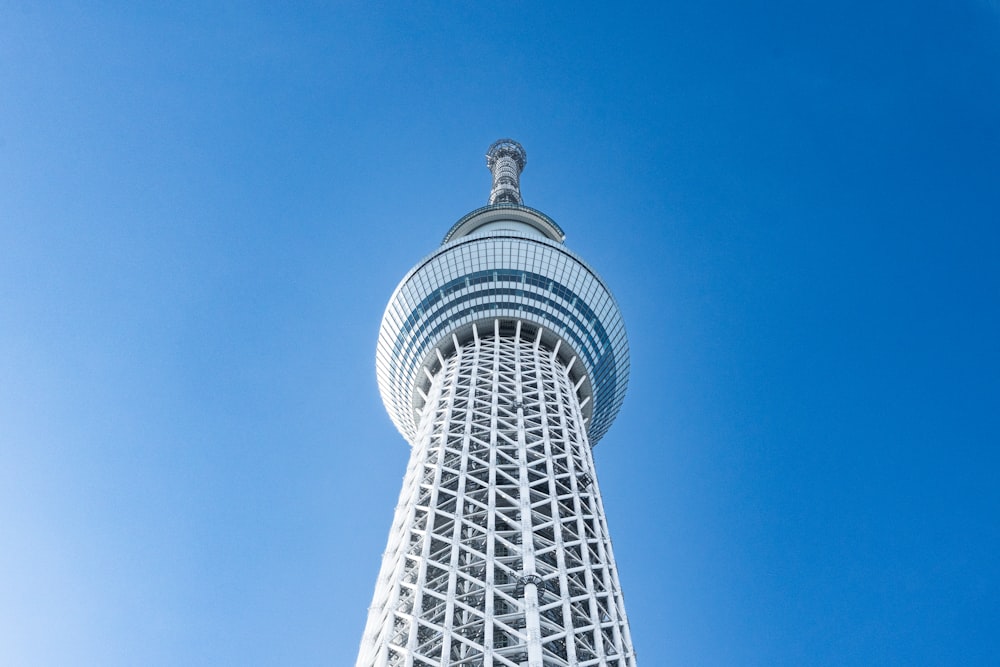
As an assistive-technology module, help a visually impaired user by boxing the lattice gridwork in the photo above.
[357,320,637,667]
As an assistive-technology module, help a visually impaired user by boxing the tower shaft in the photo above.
[358,321,636,667]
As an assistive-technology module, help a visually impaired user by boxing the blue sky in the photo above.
[1,2,998,665]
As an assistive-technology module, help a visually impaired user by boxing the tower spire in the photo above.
[486,138,527,204]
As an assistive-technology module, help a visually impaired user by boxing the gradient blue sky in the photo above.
[2,2,998,665]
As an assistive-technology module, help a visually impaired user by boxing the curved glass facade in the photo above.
[376,209,630,446]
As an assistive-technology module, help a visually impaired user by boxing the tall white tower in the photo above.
[358,140,636,667]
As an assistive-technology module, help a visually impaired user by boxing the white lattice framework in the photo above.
[357,320,636,667]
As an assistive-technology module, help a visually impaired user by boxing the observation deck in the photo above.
[375,141,630,445]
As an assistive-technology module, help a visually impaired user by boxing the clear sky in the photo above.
[2,2,998,665]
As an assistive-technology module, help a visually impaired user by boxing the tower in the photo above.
[358,140,636,666]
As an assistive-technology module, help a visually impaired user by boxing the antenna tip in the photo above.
[486,138,527,172]
[486,139,527,204]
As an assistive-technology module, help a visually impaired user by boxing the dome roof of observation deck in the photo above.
[442,204,565,244]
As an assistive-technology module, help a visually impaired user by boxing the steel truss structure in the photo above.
[359,141,636,667]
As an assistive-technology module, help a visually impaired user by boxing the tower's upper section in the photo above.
[376,140,630,446]
[486,138,527,205]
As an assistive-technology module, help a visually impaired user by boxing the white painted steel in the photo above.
[357,322,637,667]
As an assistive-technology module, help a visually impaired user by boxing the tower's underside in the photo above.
[357,320,636,667]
